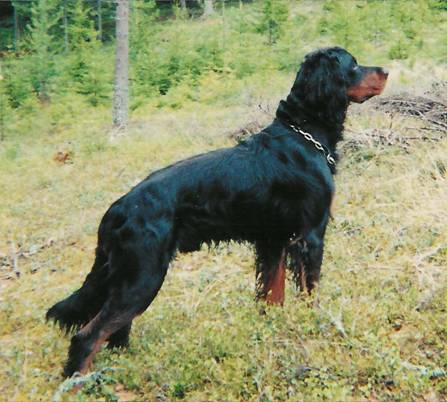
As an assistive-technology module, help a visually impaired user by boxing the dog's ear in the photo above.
[292,51,348,128]
[301,53,346,103]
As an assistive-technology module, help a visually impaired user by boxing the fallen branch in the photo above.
[227,120,265,142]
[341,127,442,153]
[9,241,20,278]
[52,368,121,401]
[402,361,447,379]
[375,82,447,134]
[1,237,58,277]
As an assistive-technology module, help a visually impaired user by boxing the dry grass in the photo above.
[1,79,447,401]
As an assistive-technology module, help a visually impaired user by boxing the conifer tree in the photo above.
[28,0,59,102]
[13,4,19,53]
[258,0,289,44]
[69,0,96,49]
[97,0,103,42]
[64,0,108,106]
[130,0,159,101]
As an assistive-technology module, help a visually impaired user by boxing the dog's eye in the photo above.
[348,66,359,77]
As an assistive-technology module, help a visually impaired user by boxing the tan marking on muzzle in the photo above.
[347,71,388,103]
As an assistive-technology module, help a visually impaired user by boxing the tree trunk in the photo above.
[112,0,129,129]
[180,0,187,10]
[203,0,214,17]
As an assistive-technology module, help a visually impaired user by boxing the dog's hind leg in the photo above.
[46,246,110,332]
[63,242,171,377]
[107,323,131,349]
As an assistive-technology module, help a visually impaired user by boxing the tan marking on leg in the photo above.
[265,250,286,305]
[77,313,129,375]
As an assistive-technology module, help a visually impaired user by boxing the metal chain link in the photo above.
[288,124,336,168]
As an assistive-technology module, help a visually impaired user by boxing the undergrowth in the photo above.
[1,85,447,400]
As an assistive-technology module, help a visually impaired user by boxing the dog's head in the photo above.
[297,47,388,104]
[279,47,388,130]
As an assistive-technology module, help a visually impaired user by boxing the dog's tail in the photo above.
[46,247,109,332]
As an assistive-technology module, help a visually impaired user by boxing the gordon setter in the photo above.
[47,47,388,376]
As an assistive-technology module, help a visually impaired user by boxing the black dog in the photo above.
[47,47,388,376]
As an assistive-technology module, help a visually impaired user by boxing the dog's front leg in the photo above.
[287,223,327,296]
[255,244,286,305]
[264,249,286,305]
[301,231,324,293]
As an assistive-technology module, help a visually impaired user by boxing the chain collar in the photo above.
[287,123,336,172]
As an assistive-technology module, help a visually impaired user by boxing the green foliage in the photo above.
[0,0,446,124]
[257,0,290,44]
[130,0,158,52]
[64,48,112,107]
[432,0,447,10]
[129,0,161,101]
[317,0,444,62]
[55,1,111,106]
[11,0,32,22]
[0,76,8,141]
[27,0,60,102]
[319,1,351,46]
[3,144,19,160]
[388,39,410,60]
[67,0,96,50]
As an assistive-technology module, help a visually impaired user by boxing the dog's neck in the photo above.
[275,95,347,151]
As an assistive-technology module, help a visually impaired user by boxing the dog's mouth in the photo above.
[356,91,380,103]
[347,68,389,103]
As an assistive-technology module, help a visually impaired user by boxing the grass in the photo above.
[1,74,447,401]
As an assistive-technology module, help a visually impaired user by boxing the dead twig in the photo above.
[9,241,20,278]
[341,126,442,153]
[1,237,57,277]
[375,82,447,134]
[227,120,265,142]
